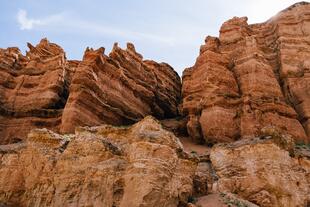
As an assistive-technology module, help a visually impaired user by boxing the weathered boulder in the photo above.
[182,2,310,143]
[0,39,181,144]
[210,131,310,207]
[0,116,196,207]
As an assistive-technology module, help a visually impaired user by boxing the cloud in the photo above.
[244,0,300,23]
[17,9,65,30]
[17,9,42,30]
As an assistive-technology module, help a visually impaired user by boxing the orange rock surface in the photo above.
[0,3,310,206]
[182,2,310,143]
[0,117,196,207]
[61,43,181,133]
[0,39,181,144]
[210,130,310,207]
[0,39,69,144]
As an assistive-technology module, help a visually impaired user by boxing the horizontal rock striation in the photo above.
[0,39,181,144]
[210,128,310,207]
[0,39,69,144]
[182,2,310,143]
[0,116,196,207]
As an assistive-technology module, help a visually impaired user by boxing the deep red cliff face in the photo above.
[182,2,310,144]
[61,43,181,133]
[0,39,181,144]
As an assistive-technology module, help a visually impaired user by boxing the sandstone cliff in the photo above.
[0,39,181,144]
[182,2,310,144]
[0,2,310,207]
[61,43,181,133]
[0,117,196,207]
[210,128,310,207]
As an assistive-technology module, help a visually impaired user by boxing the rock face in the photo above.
[0,116,196,207]
[61,43,181,133]
[0,39,181,144]
[0,39,69,144]
[210,131,310,207]
[1,3,310,207]
[182,2,310,143]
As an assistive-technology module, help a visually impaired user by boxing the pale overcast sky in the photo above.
[0,0,306,75]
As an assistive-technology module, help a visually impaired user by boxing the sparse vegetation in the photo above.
[295,142,310,150]
[220,192,249,207]
[114,125,130,129]
[234,109,242,118]
[187,195,197,204]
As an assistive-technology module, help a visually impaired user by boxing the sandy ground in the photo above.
[179,136,211,155]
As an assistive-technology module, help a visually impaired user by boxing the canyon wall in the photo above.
[0,2,310,207]
[182,2,310,144]
[210,127,310,207]
[0,39,181,144]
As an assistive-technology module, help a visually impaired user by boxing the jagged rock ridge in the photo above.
[182,2,310,144]
[0,39,181,144]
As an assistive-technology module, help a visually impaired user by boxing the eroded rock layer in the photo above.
[0,39,69,144]
[182,2,310,143]
[61,43,181,133]
[210,128,310,207]
[0,116,196,207]
[0,39,181,144]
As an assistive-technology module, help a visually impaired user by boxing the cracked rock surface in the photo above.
[0,116,196,207]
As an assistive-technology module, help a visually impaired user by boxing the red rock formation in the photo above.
[0,39,69,144]
[0,40,181,144]
[182,2,310,143]
[61,43,181,133]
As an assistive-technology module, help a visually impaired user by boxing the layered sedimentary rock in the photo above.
[61,43,181,133]
[0,39,70,144]
[210,128,310,207]
[0,116,196,207]
[182,2,310,143]
[0,39,181,144]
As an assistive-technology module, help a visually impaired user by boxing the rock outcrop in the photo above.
[210,130,310,207]
[182,2,310,143]
[61,43,181,133]
[0,39,69,144]
[0,39,181,144]
[0,116,196,207]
